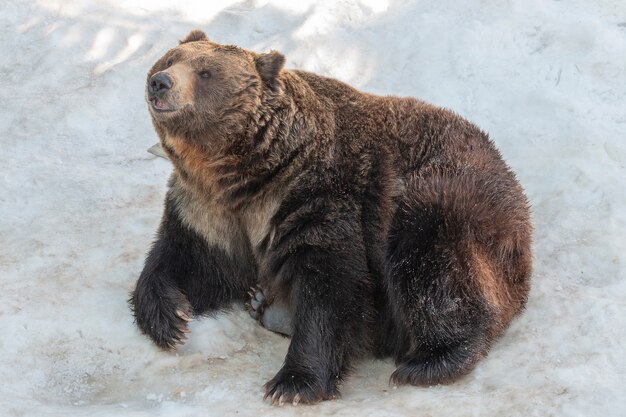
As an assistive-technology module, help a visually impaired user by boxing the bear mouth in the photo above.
[151,97,176,113]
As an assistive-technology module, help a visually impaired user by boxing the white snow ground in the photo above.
[1,0,625,415]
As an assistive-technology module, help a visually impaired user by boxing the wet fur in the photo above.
[130,32,532,404]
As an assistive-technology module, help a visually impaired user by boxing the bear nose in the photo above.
[149,72,173,96]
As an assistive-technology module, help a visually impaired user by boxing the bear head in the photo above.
[145,30,285,144]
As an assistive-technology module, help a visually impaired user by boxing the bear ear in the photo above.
[255,51,285,84]
[179,29,209,44]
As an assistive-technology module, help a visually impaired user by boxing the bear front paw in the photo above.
[264,367,338,406]
[130,281,193,350]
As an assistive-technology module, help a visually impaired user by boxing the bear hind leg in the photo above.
[384,175,511,386]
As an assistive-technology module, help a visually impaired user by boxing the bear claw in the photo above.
[264,368,338,406]
[176,309,192,322]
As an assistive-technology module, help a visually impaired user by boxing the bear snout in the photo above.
[148,72,173,98]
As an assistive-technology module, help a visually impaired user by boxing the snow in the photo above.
[1,0,625,415]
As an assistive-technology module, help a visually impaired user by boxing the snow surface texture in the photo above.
[1,0,625,416]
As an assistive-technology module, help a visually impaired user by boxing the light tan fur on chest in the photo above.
[164,130,283,262]
[241,195,280,255]
[170,174,280,260]
[169,177,241,254]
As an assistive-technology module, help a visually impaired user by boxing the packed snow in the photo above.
[1,0,624,416]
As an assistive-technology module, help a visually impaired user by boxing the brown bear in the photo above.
[130,29,532,405]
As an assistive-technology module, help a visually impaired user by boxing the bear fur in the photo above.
[130,30,532,405]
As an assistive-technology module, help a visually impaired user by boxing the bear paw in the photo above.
[245,286,293,336]
[264,367,339,406]
[131,283,192,350]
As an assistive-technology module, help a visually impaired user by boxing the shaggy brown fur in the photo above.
[130,30,532,405]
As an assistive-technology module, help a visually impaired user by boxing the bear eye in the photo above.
[199,70,211,79]
[165,57,173,68]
